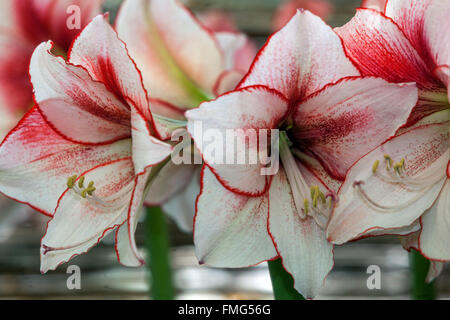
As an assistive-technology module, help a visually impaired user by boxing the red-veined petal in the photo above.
[293,77,418,180]
[193,166,278,267]
[0,106,131,216]
[240,10,359,101]
[327,123,449,244]
[268,167,333,299]
[186,86,289,196]
[40,157,135,272]
[30,42,131,144]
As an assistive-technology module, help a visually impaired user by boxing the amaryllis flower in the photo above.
[185,10,419,298]
[326,0,450,260]
[0,16,173,272]
[115,0,256,231]
[326,111,449,253]
[335,0,450,125]
[0,0,103,137]
[273,0,333,31]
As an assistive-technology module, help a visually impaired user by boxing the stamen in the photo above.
[353,180,436,213]
[279,132,334,226]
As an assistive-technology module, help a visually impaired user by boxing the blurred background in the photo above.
[0,0,448,300]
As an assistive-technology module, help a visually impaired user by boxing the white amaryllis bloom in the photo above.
[115,0,256,232]
[185,10,419,298]
[327,0,450,263]
[327,111,449,255]
[0,16,173,272]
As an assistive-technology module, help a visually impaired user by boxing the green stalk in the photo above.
[410,249,435,300]
[145,206,175,300]
[268,259,305,300]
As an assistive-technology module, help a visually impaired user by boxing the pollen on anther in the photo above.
[372,160,380,174]
[78,176,85,188]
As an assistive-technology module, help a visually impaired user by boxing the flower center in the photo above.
[353,154,445,213]
[279,132,334,228]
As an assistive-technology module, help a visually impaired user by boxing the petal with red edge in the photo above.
[69,15,154,125]
[130,106,172,175]
[41,157,135,272]
[0,106,131,216]
[30,42,131,144]
[268,168,333,299]
[293,77,418,180]
[149,98,186,141]
[427,260,444,283]
[336,9,440,90]
[145,162,196,206]
[116,168,152,267]
[240,10,359,101]
[327,123,449,245]
[186,86,289,196]
[163,167,201,233]
[419,180,450,260]
[194,166,278,267]
[116,0,220,109]
[213,70,245,96]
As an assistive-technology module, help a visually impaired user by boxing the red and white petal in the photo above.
[215,32,247,70]
[268,168,333,299]
[213,70,245,96]
[30,42,131,144]
[163,167,201,233]
[0,0,16,31]
[327,123,449,245]
[194,166,278,267]
[292,151,342,193]
[401,230,419,251]
[40,157,135,272]
[240,10,359,101]
[116,0,221,109]
[0,33,34,115]
[361,0,387,11]
[293,77,418,180]
[130,106,172,175]
[0,106,131,217]
[426,260,445,283]
[365,220,420,237]
[10,0,102,50]
[214,31,257,74]
[149,98,186,141]
[385,0,450,70]
[336,9,440,90]
[146,162,196,207]
[45,0,103,51]
[419,180,450,260]
[186,86,289,196]
[69,15,153,125]
[148,0,224,94]
[116,167,154,267]
[423,0,450,69]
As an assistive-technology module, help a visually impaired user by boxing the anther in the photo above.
[304,198,309,215]
[372,160,380,173]
[67,175,77,189]
[78,176,85,188]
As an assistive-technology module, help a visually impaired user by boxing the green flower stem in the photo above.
[145,206,175,300]
[410,249,435,300]
[268,259,305,300]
